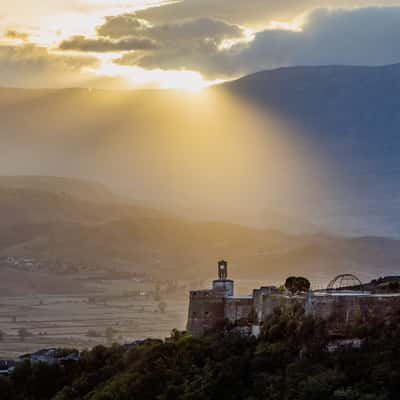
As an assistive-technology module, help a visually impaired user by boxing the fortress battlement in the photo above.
[186,261,400,337]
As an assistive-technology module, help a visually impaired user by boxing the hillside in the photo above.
[2,311,400,400]
[0,176,169,226]
[0,177,399,289]
[0,176,118,203]
[220,64,400,234]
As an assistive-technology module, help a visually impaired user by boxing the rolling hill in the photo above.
[0,176,399,291]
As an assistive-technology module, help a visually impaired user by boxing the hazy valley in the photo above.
[3,65,400,236]
[2,65,400,357]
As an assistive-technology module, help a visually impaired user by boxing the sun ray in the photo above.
[87,55,223,91]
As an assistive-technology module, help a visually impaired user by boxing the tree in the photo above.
[296,277,311,293]
[285,276,311,295]
[0,376,16,400]
[285,277,297,294]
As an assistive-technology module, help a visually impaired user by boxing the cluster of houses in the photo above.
[0,340,155,376]
[0,348,80,376]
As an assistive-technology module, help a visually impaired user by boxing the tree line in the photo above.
[1,304,399,400]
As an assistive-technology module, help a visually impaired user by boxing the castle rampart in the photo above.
[186,261,400,337]
[306,292,400,325]
[187,289,226,337]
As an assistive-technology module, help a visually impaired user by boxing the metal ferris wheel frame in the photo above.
[327,274,364,291]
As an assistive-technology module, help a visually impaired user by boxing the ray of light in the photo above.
[87,55,224,91]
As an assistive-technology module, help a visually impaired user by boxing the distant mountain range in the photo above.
[0,176,399,295]
[220,64,400,235]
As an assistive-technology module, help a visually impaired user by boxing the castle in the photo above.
[186,261,400,337]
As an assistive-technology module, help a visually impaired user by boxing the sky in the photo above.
[2,0,400,89]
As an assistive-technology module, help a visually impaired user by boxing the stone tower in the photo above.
[186,260,234,336]
[212,260,234,296]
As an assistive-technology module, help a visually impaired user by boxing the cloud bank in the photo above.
[59,35,158,52]
[99,6,400,78]
[134,0,400,28]
[0,44,98,88]
[4,2,400,86]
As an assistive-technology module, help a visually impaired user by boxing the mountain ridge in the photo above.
[0,176,399,287]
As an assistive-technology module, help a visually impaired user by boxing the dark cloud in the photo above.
[234,7,400,74]
[115,41,237,78]
[59,35,157,52]
[134,0,400,28]
[61,15,244,73]
[4,30,29,41]
[116,6,400,79]
[97,14,148,38]
[97,15,244,43]
[104,16,244,76]
[0,43,98,87]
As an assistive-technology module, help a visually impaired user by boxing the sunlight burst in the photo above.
[92,56,222,91]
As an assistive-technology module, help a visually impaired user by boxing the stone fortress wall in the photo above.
[186,261,400,337]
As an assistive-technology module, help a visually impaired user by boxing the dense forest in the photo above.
[1,305,400,400]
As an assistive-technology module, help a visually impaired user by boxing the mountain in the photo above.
[0,175,119,203]
[0,176,169,227]
[220,64,400,235]
[0,176,399,290]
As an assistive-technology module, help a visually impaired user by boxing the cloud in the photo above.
[6,3,400,87]
[134,0,400,28]
[234,7,400,74]
[0,43,98,87]
[115,6,400,79]
[4,30,29,41]
[96,14,148,38]
[62,15,245,74]
[109,17,244,77]
[97,14,244,43]
[59,35,157,52]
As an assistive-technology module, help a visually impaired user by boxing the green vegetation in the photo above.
[284,276,311,294]
[3,307,400,400]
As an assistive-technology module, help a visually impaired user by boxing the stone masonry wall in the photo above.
[186,290,226,337]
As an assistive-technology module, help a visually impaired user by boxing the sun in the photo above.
[88,55,220,91]
[152,70,211,92]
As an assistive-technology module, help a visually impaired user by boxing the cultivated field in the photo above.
[0,275,332,359]
[0,278,190,358]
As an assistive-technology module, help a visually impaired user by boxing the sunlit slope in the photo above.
[0,177,399,283]
[0,175,118,203]
[0,177,170,226]
[1,210,400,282]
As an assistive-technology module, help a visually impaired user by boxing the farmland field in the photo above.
[0,278,190,358]
[0,275,332,358]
